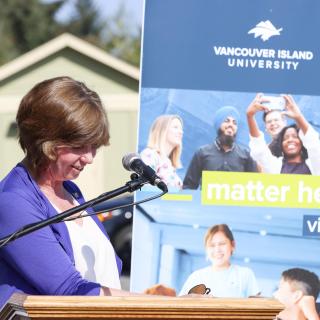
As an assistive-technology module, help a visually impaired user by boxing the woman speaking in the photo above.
[0,77,140,309]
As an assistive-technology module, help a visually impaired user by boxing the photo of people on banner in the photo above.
[138,88,320,190]
[130,87,320,298]
[131,0,320,306]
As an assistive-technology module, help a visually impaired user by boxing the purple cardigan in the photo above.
[0,163,122,309]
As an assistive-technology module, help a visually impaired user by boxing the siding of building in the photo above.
[0,34,139,200]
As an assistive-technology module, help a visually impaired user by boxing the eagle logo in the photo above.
[248,20,283,41]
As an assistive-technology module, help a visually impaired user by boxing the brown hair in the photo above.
[204,224,235,247]
[147,114,183,168]
[262,109,286,123]
[17,76,110,176]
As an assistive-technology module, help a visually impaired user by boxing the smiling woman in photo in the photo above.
[179,224,260,298]
[140,114,184,189]
[247,94,320,175]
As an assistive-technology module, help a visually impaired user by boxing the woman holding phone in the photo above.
[246,93,320,175]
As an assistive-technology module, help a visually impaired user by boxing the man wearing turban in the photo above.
[183,106,258,190]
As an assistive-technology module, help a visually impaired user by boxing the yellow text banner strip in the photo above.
[202,171,320,208]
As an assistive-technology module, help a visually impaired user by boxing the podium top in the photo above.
[0,293,283,319]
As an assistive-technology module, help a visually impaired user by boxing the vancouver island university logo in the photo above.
[248,20,283,41]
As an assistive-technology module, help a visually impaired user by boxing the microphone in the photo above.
[122,153,168,192]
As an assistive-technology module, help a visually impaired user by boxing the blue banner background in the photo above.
[131,0,320,297]
[142,0,320,95]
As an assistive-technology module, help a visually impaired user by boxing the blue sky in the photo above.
[54,0,144,27]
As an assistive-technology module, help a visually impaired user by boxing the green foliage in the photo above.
[60,0,105,46]
[0,0,141,67]
[0,0,64,64]
[103,4,141,66]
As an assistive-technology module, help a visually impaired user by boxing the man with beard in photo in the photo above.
[183,106,258,190]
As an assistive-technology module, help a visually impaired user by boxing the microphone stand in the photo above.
[0,176,147,248]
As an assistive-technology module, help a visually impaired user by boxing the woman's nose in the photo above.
[81,147,96,164]
[81,153,93,164]
[286,136,296,143]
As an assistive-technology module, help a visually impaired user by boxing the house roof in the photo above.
[0,33,140,82]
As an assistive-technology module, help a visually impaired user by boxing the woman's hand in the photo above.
[144,284,176,296]
[246,93,271,117]
[246,93,269,138]
[282,95,309,134]
[282,95,303,120]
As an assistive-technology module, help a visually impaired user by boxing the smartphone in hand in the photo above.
[262,96,285,111]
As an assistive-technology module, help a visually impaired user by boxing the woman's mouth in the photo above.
[72,166,83,172]
[287,143,297,150]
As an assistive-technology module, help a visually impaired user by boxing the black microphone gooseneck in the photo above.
[0,176,146,248]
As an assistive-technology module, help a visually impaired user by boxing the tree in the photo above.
[103,4,141,67]
[0,0,141,67]
[66,0,142,66]
[61,0,105,46]
[0,0,64,64]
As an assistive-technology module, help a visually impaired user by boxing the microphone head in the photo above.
[122,153,140,171]
[122,152,168,193]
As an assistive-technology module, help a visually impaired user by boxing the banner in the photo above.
[131,0,320,297]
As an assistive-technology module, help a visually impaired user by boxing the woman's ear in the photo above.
[42,141,57,161]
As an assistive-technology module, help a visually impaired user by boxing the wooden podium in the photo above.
[0,294,283,319]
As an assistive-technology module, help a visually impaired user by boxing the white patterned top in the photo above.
[140,148,182,189]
